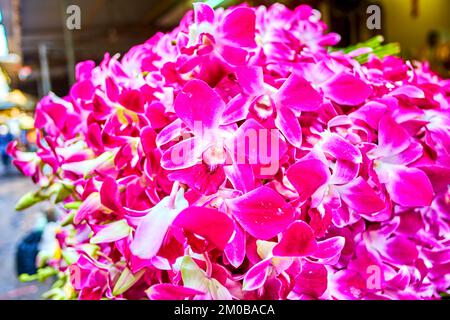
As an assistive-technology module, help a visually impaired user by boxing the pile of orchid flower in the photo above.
[9,3,450,300]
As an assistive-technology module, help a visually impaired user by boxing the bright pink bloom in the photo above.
[10,2,449,301]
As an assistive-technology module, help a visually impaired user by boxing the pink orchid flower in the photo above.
[10,2,450,301]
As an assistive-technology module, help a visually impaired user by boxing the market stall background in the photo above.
[0,0,448,299]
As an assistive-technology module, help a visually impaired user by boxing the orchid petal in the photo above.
[383,165,434,207]
[274,74,322,112]
[336,177,386,214]
[226,186,295,240]
[275,108,302,148]
[235,66,264,96]
[174,80,226,132]
[130,189,188,259]
[146,284,204,300]
[322,73,372,106]
[173,207,234,250]
[221,7,256,48]
[242,258,271,291]
[273,221,318,257]
[286,158,330,202]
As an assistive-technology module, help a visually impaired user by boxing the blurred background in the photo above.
[0,0,448,299]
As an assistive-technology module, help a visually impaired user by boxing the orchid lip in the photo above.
[253,95,274,119]
[202,144,228,167]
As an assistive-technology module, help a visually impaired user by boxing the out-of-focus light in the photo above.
[19,66,32,81]
[0,10,8,57]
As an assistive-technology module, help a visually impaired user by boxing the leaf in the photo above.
[113,267,145,296]
[333,36,401,64]
[54,183,75,203]
[61,248,79,265]
[180,256,231,300]
[180,256,209,293]
[16,182,76,211]
[64,201,82,210]
[79,243,100,259]
[15,191,46,211]
[19,267,59,283]
[61,211,75,227]
[208,278,232,300]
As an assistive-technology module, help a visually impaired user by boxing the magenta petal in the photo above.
[147,284,204,300]
[70,80,94,101]
[383,139,423,166]
[294,261,327,298]
[174,80,225,132]
[146,101,168,129]
[336,177,386,214]
[233,118,287,175]
[350,101,387,129]
[100,177,124,214]
[221,94,250,125]
[219,45,249,66]
[221,7,256,48]
[129,189,188,260]
[275,108,302,148]
[161,137,201,170]
[377,115,411,156]
[224,162,255,194]
[156,119,182,147]
[383,236,419,265]
[384,166,434,207]
[118,89,145,113]
[311,236,346,263]
[319,33,341,46]
[286,158,330,202]
[330,270,367,300]
[173,207,234,250]
[226,186,295,240]
[274,74,322,112]
[321,132,362,163]
[242,258,271,291]
[235,66,264,97]
[273,221,318,257]
[140,127,157,155]
[87,123,103,150]
[322,73,371,106]
[418,165,450,194]
[193,2,215,24]
[168,163,226,195]
[105,77,119,101]
[75,60,95,81]
[330,159,359,185]
[224,223,246,268]
[422,247,450,265]
[386,267,410,291]
[388,85,425,99]
[74,192,101,224]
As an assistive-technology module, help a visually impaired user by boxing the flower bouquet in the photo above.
[10,3,450,300]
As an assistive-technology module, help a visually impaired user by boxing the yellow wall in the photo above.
[378,0,450,57]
